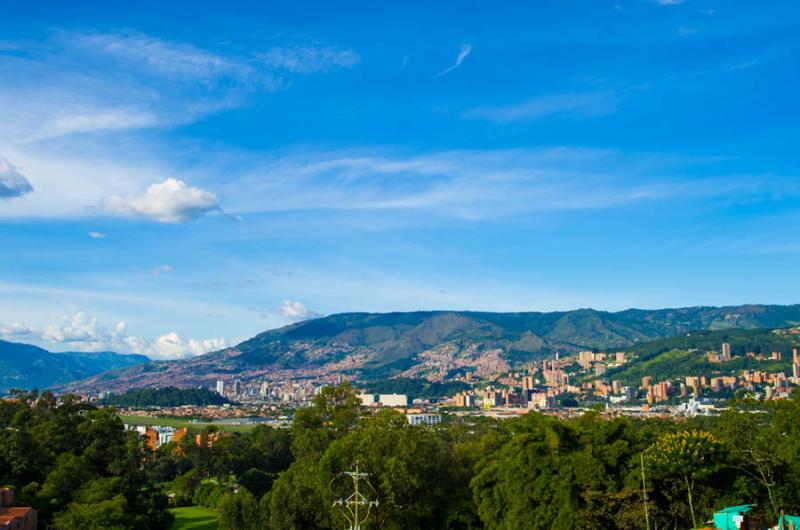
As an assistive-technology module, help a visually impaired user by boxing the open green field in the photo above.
[170,506,220,530]
[119,414,256,432]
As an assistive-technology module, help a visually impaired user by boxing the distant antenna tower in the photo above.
[332,461,379,530]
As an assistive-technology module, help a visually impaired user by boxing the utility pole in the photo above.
[641,453,650,530]
[332,461,379,530]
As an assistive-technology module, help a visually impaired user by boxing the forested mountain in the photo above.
[0,340,148,393]
[62,304,800,392]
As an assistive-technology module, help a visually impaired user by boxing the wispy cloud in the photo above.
[73,31,246,81]
[0,31,358,144]
[261,45,359,74]
[653,0,684,5]
[464,91,619,123]
[88,231,107,239]
[220,147,785,221]
[437,43,472,76]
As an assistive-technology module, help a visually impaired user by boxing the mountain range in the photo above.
[0,340,149,394]
[58,303,800,393]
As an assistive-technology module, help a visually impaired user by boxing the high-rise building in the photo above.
[721,342,732,361]
[215,380,225,395]
[793,363,799,381]
[259,382,269,397]
[793,348,799,365]
[233,380,242,395]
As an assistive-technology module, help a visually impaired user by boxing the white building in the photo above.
[407,413,441,426]
[216,380,225,395]
[378,394,409,407]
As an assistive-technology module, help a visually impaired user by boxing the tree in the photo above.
[219,490,260,530]
[291,383,362,459]
[645,430,723,528]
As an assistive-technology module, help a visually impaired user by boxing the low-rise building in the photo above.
[0,489,37,530]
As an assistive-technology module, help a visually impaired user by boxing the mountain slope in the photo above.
[0,340,149,393]
[601,327,798,385]
[63,304,800,392]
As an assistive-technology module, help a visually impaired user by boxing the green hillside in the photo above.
[602,328,797,384]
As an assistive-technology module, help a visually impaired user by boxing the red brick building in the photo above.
[0,488,37,530]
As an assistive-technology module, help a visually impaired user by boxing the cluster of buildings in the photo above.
[214,377,348,404]
[126,424,188,450]
[439,342,800,418]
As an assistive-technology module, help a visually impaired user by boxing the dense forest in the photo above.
[100,386,230,407]
[2,385,800,529]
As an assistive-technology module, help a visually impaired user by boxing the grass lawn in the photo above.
[119,414,256,432]
[170,506,220,530]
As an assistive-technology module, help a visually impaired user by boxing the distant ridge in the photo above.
[62,303,800,392]
[0,340,149,393]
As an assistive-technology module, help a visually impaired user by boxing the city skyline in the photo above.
[2,0,800,358]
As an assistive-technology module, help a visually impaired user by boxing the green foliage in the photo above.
[0,390,173,529]
[471,412,643,530]
[6,384,800,529]
[102,387,231,407]
[364,377,469,399]
[218,490,260,530]
[645,430,725,528]
[291,382,362,459]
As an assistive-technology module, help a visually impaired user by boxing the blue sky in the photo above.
[1,0,800,358]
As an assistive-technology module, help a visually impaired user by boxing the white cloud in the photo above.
[122,332,226,359]
[464,91,618,123]
[261,46,360,74]
[437,43,472,77]
[0,322,37,339]
[280,300,319,321]
[0,156,33,199]
[103,178,220,222]
[4,311,226,359]
[653,0,684,4]
[89,231,107,239]
[152,264,173,276]
[41,312,103,343]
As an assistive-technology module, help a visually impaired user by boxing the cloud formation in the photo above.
[2,311,226,360]
[89,231,107,239]
[280,300,320,321]
[464,91,619,123]
[75,32,246,81]
[0,31,359,144]
[0,156,33,199]
[262,46,360,74]
[437,43,472,76]
[103,178,220,222]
